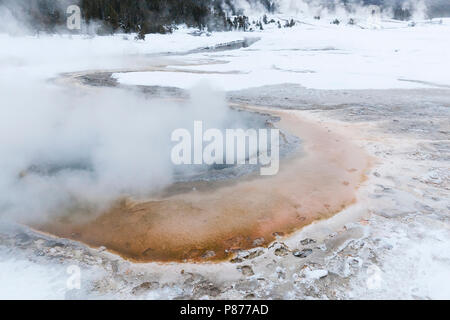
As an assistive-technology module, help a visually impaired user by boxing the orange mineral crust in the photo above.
[34,107,370,262]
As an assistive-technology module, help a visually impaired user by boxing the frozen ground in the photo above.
[0,17,449,299]
[113,18,450,91]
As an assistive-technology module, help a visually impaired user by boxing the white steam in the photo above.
[229,0,432,20]
[0,5,240,224]
[0,71,234,223]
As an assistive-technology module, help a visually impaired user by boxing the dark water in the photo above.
[171,107,301,184]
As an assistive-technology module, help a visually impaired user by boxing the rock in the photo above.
[193,281,221,298]
[272,232,285,238]
[252,237,265,246]
[300,238,316,246]
[230,249,263,263]
[293,248,313,258]
[131,281,159,295]
[202,250,216,259]
[183,273,204,286]
[238,265,255,276]
[271,243,290,256]
[274,247,289,256]
[245,249,264,260]
[230,257,244,264]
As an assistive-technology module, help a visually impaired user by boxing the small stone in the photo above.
[131,281,159,295]
[245,249,264,260]
[300,238,316,246]
[293,248,313,258]
[272,243,290,256]
[272,232,285,238]
[253,237,265,246]
[274,247,289,256]
[230,257,244,263]
[238,265,255,276]
[231,249,263,263]
[202,250,216,259]
[193,281,221,298]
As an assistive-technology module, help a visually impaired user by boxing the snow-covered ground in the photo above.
[0,28,249,82]
[0,15,449,300]
[113,18,450,91]
[0,254,68,299]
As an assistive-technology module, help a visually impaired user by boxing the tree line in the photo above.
[0,0,436,37]
[0,0,275,36]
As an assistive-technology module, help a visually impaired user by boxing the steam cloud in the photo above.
[0,7,241,224]
[229,0,444,20]
[0,71,239,223]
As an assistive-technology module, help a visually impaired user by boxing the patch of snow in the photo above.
[0,256,68,299]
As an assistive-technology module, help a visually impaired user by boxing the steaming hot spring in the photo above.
[20,92,370,262]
